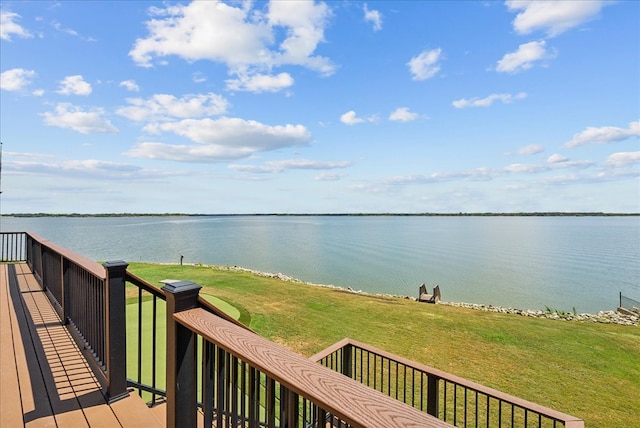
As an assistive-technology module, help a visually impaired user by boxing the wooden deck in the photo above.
[0,263,164,428]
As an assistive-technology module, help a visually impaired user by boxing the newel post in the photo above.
[103,260,130,403]
[427,374,439,417]
[162,280,202,428]
[341,343,353,378]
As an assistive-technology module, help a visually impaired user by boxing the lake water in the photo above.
[2,215,638,313]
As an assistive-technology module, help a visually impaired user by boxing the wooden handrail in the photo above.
[26,231,105,279]
[313,338,584,427]
[174,308,452,428]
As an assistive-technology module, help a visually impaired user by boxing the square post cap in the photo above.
[160,279,202,294]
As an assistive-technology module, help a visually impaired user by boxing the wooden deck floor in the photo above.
[0,263,164,428]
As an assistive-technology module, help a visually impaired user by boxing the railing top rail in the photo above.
[174,308,451,428]
[26,232,105,279]
[196,295,252,331]
[322,338,583,425]
[125,270,166,299]
[124,270,251,331]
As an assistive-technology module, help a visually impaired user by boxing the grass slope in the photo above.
[127,262,640,427]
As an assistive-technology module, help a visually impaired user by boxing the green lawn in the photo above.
[126,262,640,427]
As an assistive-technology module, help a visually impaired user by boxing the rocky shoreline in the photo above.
[437,301,639,326]
[196,264,640,327]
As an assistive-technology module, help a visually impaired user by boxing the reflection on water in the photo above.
[2,215,639,313]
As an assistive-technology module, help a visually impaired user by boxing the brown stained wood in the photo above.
[3,264,57,427]
[1,263,163,427]
[16,263,42,292]
[18,274,91,427]
[175,308,451,428]
[0,265,26,427]
[109,392,164,428]
[26,232,106,279]
[147,400,167,426]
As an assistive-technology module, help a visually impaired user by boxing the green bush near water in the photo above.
[126,262,640,428]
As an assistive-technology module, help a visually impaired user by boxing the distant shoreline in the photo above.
[4,212,639,218]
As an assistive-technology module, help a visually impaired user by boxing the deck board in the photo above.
[1,263,163,428]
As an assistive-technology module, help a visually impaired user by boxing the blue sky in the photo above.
[1,0,638,214]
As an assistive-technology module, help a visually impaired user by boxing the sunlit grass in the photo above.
[127,262,640,428]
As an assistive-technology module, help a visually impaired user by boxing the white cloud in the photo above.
[603,151,640,167]
[0,11,32,40]
[496,40,554,74]
[389,107,418,122]
[117,93,229,122]
[226,72,294,93]
[565,121,640,148]
[42,103,119,134]
[452,92,527,108]
[340,111,363,125]
[340,110,377,125]
[517,144,544,155]
[192,72,207,83]
[506,0,606,37]
[229,159,352,173]
[315,172,347,181]
[547,153,569,164]
[6,158,171,181]
[128,117,311,162]
[57,75,92,96]
[407,48,442,81]
[364,4,382,31]
[129,0,334,79]
[119,80,140,92]
[51,20,78,37]
[267,1,333,72]
[0,68,36,91]
[355,155,598,193]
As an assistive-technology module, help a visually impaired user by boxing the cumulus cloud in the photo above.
[506,0,606,37]
[117,93,229,122]
[42,103,118,134]
[565,121,640,148]
[229,159,352,173]
[340,110,377,125]
[226,72,294,92]
[389,107,418,122]
[603,151,640,168]
[129,1,334,92]
[407,48,442,80]
[0,68,36,91]
[452,92,527,108]
[364,4,382,31]
[0,11,32,40]
[127,117,311,162]
[57,75,92,95]
[119,80,140,92]
[496,41,555,73]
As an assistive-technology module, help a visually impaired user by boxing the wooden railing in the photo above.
[165,281,448,428]
[122,271,252,406]
[0,231,26,261]
[2,232,129,403]
[1,232,585,427]
[311,338,584,428]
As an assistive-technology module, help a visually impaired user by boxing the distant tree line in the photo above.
[5,212,638,218]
